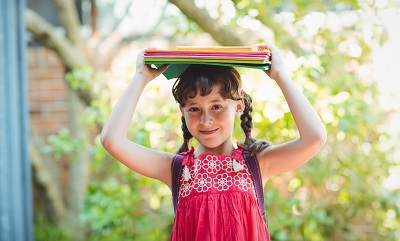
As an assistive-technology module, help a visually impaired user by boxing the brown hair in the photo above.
[172,64,270,155]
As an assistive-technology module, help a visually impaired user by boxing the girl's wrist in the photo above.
[266,69,286,80]
[272,71,291,83]
[132,72,151,85]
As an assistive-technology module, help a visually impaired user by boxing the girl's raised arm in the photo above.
[100,51,174,188]
[254,43,327,180]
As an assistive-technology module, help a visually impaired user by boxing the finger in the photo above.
[145,47,163,51]
[253,42,278,52]
[137,51,145,60]
[156,64,169,74]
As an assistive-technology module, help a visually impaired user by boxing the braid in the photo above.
[240,93,270,156]
[177,116,192,153]
[240,93,255,147]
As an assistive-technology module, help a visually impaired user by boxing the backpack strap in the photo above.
[242,153,268,227]
[171,154,185,213]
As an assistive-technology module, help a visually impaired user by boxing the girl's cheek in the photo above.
[188,112,200,119]
[215,110,230,119]
[185,113,199,125]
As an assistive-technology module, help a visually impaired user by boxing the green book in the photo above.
[148,62,270,80]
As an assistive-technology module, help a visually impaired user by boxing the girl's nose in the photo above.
[200,111,213,125]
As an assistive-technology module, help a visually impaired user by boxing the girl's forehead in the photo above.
[178,81,239,107]
[185,88,224,103]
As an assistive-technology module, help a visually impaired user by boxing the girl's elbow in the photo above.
[100,131,115,150]
[312,131,327,150]
[100,133,109,148]
[100,129,127,153]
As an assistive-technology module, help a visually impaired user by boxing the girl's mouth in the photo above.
[199,129,218,135]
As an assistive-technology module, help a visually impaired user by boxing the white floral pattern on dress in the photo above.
[180,182,192,197]
[190,162,198,178]
[193,159,201,175]
[203,155,222,174]
[179,151,257,198]
[213,173,233,191]
[221,157,234,173]
[234,172,253,191]
[193,173,213,192]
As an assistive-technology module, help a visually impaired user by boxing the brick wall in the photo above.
[28,47,70,138]
[27,46,72,197]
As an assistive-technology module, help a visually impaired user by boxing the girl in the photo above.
[101,42,327,240]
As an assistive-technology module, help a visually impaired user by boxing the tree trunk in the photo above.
[169,0,244,46]
[25,9,93,105]
[53,0,84,49]
[30,126,66,222]
[62,90,92,240]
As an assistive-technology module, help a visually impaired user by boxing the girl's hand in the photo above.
[253,42,286,80]
[134,49,169,83]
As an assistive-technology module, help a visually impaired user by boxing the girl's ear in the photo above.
[179,106,184,115]
[236,99,245,116]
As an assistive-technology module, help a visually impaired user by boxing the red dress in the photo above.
[170,145,270,241]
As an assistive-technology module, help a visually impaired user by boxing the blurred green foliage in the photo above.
[34,0,400,240]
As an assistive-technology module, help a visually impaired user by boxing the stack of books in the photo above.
[144,46,271,79]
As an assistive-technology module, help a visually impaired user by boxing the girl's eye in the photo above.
[212,105,223,110]
[188,107,199,112]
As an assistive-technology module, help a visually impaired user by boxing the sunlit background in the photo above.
[26,0,400,240]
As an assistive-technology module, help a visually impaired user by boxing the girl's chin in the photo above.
[198,139,232,150]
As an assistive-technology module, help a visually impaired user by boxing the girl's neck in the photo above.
[195,142,236,157]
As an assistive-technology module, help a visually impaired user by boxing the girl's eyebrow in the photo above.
[185,97,225,107]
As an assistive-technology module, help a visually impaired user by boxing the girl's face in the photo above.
[180,85,244,154]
